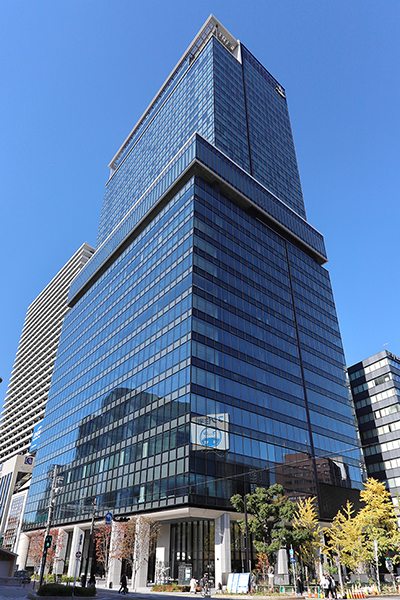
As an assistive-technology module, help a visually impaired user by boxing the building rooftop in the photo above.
[108,15,239,172]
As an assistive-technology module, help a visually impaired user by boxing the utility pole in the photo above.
[244,493,250,573]
[83,498,97,585]
[38,465,58,588]
[373,539,381,594]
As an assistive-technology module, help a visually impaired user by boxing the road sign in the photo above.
[290,557,296,563]
[105,512,113,523]
[76,551,82,559]
[386,558,393,571]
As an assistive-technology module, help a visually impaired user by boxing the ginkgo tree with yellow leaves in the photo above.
[324,500,369,592]
[293,497,323,572]
[232,478,400,583]
[324,478,400,583]
[356,478,400,564]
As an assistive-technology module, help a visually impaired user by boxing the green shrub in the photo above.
[37,584,72,596]
[37,583,96,596]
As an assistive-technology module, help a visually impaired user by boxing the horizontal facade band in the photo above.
[68,134,327,308]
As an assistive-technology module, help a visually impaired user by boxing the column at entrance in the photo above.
[107,521,122,590]
[16,532,30,571]
[155,523,171,584]
[215,513,231,587]
[54,529,68,575]
[134,516,150,591]
[67,526,85,578]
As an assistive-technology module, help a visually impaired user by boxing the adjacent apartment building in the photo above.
[22,16,364,586]
[348,350,400,496]
[0,243,94,554]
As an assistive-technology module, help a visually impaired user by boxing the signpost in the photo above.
[178,564,192,586]
[73,534,83,593]
[290,546,297,590]
[386,558,395,587]
[105,512,113,524]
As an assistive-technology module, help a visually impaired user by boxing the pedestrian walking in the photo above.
[322,575,330,598]
[190,577,197,594]
[200,574,209,597]
[296,575,304,595]
[329,576,337,599]
[119,573,128,595]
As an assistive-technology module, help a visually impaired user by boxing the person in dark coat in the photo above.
[296,576,304,595]
[119,573,128,594]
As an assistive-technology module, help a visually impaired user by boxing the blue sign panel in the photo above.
[227,572,250,593]
[105,512,113,523]
[200,427,222,448]
[29,421,43,452]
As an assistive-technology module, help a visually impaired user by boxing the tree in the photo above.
[27,528,66,582]
[93,523,123,582]
[356,478,400,567]
[46,528,66,579]
[231,485,314,562]
[293,497,323,570]
[255,552,270,584]
[116,517,160,591]
[27,531,45,580]
[324,500,368,593]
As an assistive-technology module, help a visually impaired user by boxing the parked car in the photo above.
[13,570,31,584]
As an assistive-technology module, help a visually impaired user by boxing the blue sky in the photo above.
[1,0,399,394]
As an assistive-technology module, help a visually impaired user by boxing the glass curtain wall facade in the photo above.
[23,16,363,565]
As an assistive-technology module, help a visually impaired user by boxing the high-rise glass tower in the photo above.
[23,16,363,584]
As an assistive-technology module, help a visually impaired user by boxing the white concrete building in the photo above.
[0,243,94,463]
[0,455,34,551]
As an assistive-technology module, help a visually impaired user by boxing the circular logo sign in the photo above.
[76,551,82,559]
[105,512,113,523]
[200,427,222,448]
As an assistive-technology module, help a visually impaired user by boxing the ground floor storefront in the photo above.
[19,507,250,589]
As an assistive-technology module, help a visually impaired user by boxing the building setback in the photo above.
[349,350,400,496]
[22,16,363,586]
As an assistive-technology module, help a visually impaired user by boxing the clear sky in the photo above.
[1,0,400,397]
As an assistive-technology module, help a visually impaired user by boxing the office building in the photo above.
[0,455,33,554]
[0,243,94,464]
[349,350,400,496]
[22,16,363,585]
[0,243,94,558]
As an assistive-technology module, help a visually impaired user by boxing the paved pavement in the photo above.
[0,583,32,599]
[2,583,400,600]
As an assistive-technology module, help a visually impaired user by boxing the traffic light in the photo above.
[45,535,52,549]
